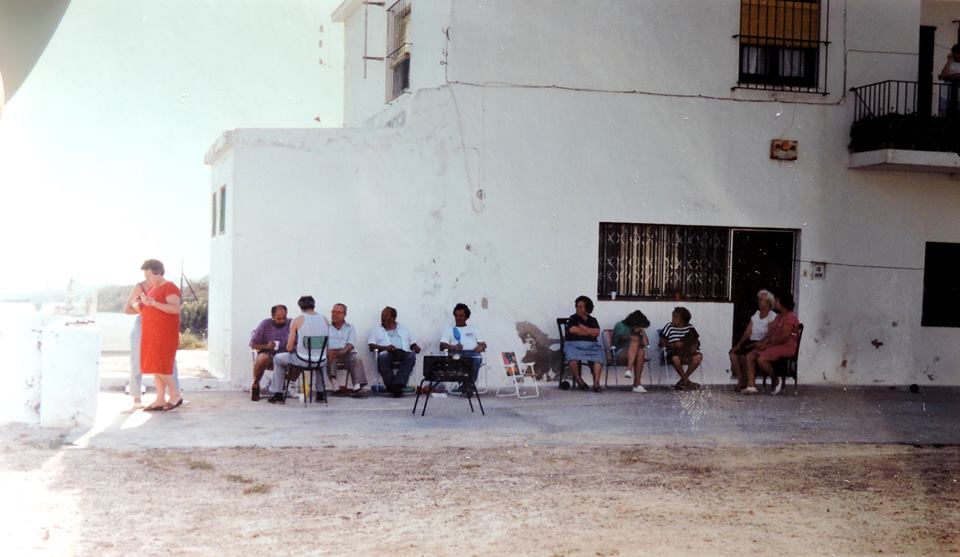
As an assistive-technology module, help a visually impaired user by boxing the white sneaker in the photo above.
[631,385,647,393]
[741,387,759,395]
[771,379,784,395]
[624,370,633,379]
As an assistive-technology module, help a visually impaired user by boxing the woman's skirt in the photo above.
[564,340,605,364]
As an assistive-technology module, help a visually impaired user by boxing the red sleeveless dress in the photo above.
[140,281,180,374]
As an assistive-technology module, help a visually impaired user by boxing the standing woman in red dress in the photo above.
[135,259,183,411]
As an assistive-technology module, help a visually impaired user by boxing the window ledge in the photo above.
[848,149,960,175]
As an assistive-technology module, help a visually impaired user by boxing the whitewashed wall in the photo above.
[209,0,960,387]
[922,1,960,68]
[337,0,452,126]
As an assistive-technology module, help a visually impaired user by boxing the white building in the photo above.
[206,0,960,388]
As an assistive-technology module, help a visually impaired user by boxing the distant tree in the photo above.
[97,277,208,338]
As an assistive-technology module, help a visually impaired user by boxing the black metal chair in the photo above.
[284,335,328,405]
[763,323,803,393]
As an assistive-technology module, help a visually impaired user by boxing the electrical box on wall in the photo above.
[811,261,826,280]
[770,139,798,161]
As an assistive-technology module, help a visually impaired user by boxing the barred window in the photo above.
[386,0,411,102]
[598,223,730,301]
[736,0,827,92]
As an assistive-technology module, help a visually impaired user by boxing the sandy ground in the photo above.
[1,424,957,557]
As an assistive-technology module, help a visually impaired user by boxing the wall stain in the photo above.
[870,339,884,349]
[515,321,560,380]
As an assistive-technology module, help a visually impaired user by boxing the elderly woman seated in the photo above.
[612,310,651,393]
[729,289,775,392]
[743,292,799,396]
[659,306,702,391]
[564,295,605,392]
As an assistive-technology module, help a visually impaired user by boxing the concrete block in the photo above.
[40,324,100,428]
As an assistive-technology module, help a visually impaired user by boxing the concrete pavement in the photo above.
[66,384,960,450]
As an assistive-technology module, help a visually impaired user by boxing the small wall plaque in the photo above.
[770,139,798,161]
[811,261,826,280]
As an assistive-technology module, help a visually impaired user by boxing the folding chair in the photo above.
[495,351,539,398]
[284,335,328,405]
[763,323,803,393]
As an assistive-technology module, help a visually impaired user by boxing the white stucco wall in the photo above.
[921,1,960,71]
[337,0,452,126]
[205,145,235,380]
[209,0,960,387]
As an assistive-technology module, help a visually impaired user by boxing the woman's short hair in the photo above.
[757,289,774,307]
[140,259,165,276]
[271,304,288,316]
[672,306,692,325]
[453,303,471,318]
[574,295,594,313]
[297,296,315,310]
[777,292,795,311]
[623,310,650,329]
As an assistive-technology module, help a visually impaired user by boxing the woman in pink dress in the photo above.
[743,292,799,396]
[136,259,183,411]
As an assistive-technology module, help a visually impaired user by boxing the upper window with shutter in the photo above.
[736,0,828,93]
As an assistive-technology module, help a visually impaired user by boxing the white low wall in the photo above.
[0,302,42,424]
[0,303,101,427]
[40,324,100,428]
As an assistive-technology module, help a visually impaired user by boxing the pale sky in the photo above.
[0,0,344,297]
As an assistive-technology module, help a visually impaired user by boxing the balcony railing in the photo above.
[849,80,959,154]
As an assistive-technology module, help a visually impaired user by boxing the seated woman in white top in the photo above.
[728,289,776,392]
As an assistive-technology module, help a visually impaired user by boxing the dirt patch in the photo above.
[1,440,957,556]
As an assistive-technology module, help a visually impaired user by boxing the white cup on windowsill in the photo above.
[610,291,618,300]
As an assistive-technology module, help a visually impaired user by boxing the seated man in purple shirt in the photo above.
[249,304,291,401]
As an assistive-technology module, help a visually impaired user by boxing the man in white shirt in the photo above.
[269,296,330,403]
[326,302,367,394]
[438,303,487,393]
[367,306,421,396]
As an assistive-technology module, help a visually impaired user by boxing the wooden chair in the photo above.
[495,351,539,399]
[762,323,803,393]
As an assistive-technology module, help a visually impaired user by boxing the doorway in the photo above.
[730,229,798,345]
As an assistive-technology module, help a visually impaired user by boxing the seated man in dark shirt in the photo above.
[248,304,291,401]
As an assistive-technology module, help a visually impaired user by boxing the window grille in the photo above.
[386,0,411,101]
[735,0,829,93]
[597,223,730,301]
